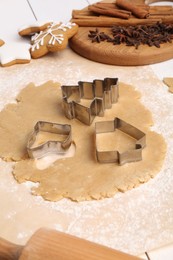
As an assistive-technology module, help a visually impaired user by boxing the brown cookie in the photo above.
[18,21,53,36]
[0,39,4,46]
[30,22,78,59]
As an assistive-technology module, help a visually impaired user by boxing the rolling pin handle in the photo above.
[0,237,23,260]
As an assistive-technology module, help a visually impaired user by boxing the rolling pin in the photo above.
[0,228,141,260]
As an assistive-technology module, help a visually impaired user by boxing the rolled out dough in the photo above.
[163,77,173,93]
[0,81,166,201]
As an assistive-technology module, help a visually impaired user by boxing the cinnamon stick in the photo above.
[149,10,173,15]
[116,0,149,19]
[72,10,95,15]
[95,2,119,9]
[71,17,161,27]
[72,10,98,19]
[72,5,173,18]
[148,15,173,23]
[149,15,173,19]
[132,5,173,11]
[88,5,131,19]
[135,4,150,10]
[162,16,173,23]
[149,6,173,11]
[93,3,131,15]
[73,14,99,19]
[95,2,149,11]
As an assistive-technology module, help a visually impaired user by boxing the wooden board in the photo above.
[69,26,173,66]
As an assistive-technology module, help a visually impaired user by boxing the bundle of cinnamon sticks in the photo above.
[88,0,149,19]
[71,0,173,27]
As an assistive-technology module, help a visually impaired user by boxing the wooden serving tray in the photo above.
[69,0,173,66]
[69,27,173,66]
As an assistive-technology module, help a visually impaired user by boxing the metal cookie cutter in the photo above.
[61,77,119,125]
[95,117,146,165]
[27,121,72,159]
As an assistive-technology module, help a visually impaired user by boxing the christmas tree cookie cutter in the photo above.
[61,77,119,125]
[95,117,146,165]
[27,121,72,159]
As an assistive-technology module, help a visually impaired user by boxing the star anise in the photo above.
[88,28,109,43]
[88,22,173,49]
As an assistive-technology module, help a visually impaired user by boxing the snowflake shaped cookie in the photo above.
[30,22,78,58]
[0,42,31,67]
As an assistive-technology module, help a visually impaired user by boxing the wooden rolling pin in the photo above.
[0,228,141,260]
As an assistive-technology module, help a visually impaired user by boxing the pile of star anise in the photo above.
[88,22,173,48]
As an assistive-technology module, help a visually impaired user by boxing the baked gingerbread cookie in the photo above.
[0,39,4,47]
[0,42,31,67]
[18,21,53,36]
[30,22,78,58]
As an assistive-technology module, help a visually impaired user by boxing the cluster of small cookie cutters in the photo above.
[27,77,146,165]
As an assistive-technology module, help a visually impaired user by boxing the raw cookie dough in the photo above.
[0,81,166,201]
[163,77,173,93]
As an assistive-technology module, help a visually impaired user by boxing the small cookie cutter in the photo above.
[61,77,119,125]
[95,117,146,165]
[27,121,72,159]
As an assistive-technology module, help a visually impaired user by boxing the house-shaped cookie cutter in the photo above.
[61,77,119,125]
[27,121,72,159]
[95,117,146,165]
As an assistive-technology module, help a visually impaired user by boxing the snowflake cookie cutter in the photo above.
[61,77,119,125]
[95,117,146,165]
[27,121,72,159]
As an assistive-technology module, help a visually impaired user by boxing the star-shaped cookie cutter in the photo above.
[61,77,119,125]
[27,121,72,159]
[95,117,146,165]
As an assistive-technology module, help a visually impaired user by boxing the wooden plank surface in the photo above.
[0,0,35,42]
[29,0,88,22]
